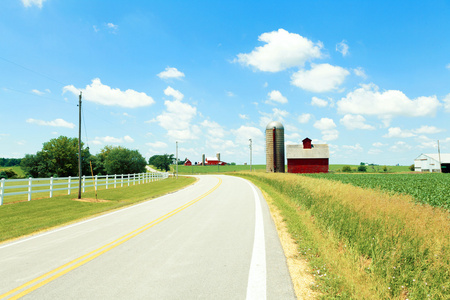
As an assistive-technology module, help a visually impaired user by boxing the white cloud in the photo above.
[239,114,249,120]
[311,96,328,107]
[291,63,350,92]
[231,126,263,146]
[26,118,75,129]
[373,142,387,147]
[314,118,338,141]
[156,88,199,141]
[107,23,118,33]
[236,28,323,72]
[267,90,288,104]
[336,40,349,56]
[157,67,185,80]
[31,89,44,95]
[146,141,168,149]
[259,108,289,128]
[390,141,412,152]
[383,127,416,138]
[21,0,46,8]
[298,113,312,124]
[63,78,155,108]
[339,114,375,130]
[164,86,184,101]
[201,120,226,138]
[94,135,134,144]
[337,83,441,119]
[412,125,444,134]
[342,144,363,151]
[444,93,450,112]
[353,67,367,79]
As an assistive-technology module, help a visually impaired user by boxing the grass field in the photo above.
[236,172,449,299]
[304,173,450,209]
[0,166,25,178]
[0,176,196,243]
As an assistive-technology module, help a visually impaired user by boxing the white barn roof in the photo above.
[415,153,450,163]
[286,144,329,159]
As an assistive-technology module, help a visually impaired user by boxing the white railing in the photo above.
[0,172,169,205]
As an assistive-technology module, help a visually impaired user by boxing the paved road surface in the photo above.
[0,175,295,299]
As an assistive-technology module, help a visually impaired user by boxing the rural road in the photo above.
[0,175,295,299]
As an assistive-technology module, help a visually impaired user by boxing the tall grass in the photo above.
[239,173,449,299]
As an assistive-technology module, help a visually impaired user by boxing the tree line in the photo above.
[0,158,22,167]
[19,136,148,178]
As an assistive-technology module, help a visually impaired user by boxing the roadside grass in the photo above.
[237,172,449,299]
[0,176,196,243]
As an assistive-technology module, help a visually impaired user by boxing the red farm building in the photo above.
[184,159,192,166]
[203,157,227,165]
[286,138,329,173]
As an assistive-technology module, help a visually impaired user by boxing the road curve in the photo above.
[0,175,295,299]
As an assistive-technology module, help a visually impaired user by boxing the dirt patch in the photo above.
[73,198,110,203]
[262,190,318,299]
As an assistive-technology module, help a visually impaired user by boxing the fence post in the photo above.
[133,173,136,185]
[68,176,71,195]
[95,175,98,191]
[82,175,86,193]
[0,178,4,205]
[128,174,130,186]
[28,177,32,201]
[114,174,117,188]
[106,175,109,189]
[50,177,53,198]
[121,174,123,187]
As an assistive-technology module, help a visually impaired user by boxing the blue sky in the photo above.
[1,0,449,165]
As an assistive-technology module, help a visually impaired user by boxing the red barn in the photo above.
[184,159,192,166]
[204,157,226,165]
[286,138,329,173]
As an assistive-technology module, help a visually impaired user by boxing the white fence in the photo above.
[0,172,169,205]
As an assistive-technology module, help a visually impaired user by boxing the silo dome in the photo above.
[266,121,284,130]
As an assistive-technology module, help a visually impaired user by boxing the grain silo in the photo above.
[266,121,285,173]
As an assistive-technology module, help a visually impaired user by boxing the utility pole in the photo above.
[438,140,442,173]
[78,92,82,199]
[249,138,252,172]
[176,141,178,179]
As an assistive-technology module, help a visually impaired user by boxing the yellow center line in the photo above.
[1,177,222,300]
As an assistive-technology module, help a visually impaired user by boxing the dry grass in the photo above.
[238,172,450,299]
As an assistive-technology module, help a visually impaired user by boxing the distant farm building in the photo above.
[286,138,329,173]
[184,159,192,166]
[265,121,285,173]
[198,153,227,166]
[414,153,450,173]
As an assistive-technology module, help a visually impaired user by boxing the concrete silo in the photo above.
[266,121,285,173]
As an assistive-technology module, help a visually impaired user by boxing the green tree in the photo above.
[149,154,174,172]
[21,136,91,177]
[357,165,367,172]
[409,164,415,171]
[103,146,147,175]
[342,165,352,172]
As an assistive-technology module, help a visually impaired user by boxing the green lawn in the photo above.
[0,176,196,242]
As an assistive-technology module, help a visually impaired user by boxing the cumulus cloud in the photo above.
[353,67,367,79]
[444,93,450,112]
[21,0,46,8]
[26,118,75,129]
[291,63,350,92]
[93,135,134,144]
[201,120,226,138]
[412,125,444,134]
[63,78,155,108]
[314,118,338,141]
[164,86,184,101]
[336,40,349,56]
[340,114,375,130]
[236,28,323,72]
[156,88,199,140]
[311,96,328,107]
[231,126,263,146]
[259,108,289,128]
[337,83,441,119]
[383,127,416,138]
[298,113,312,124]
[146,141,168,149]
[390,141,412,152]
[157,67,185,80]
[266,90,288,104]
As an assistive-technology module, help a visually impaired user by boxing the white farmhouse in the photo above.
[414,153,450,173]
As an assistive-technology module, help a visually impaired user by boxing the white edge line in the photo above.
[245,179,267,300]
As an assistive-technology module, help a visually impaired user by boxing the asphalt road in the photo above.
[0,175,295,299]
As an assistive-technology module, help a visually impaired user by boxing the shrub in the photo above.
[409,164,415,171]
[342,165,352,172]
[357,165,367,172]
